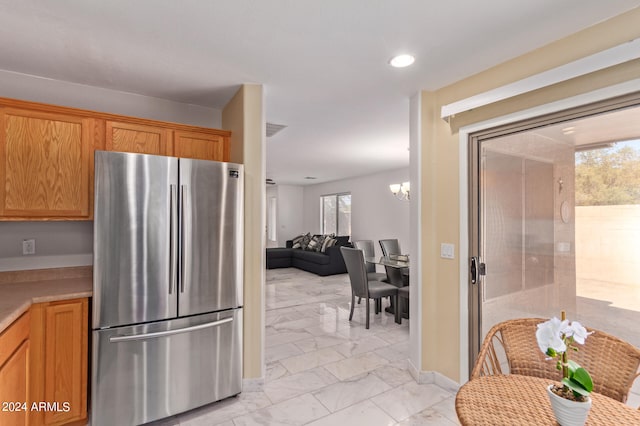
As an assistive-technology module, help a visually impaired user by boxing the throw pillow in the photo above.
[321,237,337,252]
[306,234,322,251]
[315,234,331,252]
[292,233,311,249]
[291,233,305,249]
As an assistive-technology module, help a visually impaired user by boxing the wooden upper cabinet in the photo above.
[0,97,231,220]
[105,121,171,156]
[174,130,229,162]
[0,108,93,219]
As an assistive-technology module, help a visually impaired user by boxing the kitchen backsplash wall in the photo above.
[0,222,93,272]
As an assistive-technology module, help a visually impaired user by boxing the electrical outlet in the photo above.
[22,239,36,255]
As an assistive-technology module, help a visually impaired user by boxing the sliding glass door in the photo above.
[468,94,640,378]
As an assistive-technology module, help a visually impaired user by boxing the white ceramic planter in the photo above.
[546,385,592,426]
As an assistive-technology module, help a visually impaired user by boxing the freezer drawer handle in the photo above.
[109,317,234,343]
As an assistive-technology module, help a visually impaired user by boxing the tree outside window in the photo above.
[575,141,640,206]
[321,193,351,235]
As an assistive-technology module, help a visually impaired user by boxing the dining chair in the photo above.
[340,247,399,329]
[471,318,640,403]
[352,240,388,307]
[352,240,387,282]
[379,239,401,257]
[379,239,404,287]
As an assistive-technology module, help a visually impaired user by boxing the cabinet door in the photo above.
[105,121,171,156]
[31,299,88,426]
[173,130,228,161]
[0,108,92,218]
[0,312,30,426]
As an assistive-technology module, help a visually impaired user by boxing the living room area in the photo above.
[264,167,410,259]
[264,166,411,320]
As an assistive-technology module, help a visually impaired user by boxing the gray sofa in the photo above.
[266,235,350,276]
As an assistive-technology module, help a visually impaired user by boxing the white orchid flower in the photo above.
[566,321,592,345]
[536,314,594,397]
[536,317,568,354]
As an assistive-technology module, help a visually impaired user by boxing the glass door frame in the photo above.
[467,92,640,374]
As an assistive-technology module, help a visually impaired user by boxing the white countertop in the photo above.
[0,274,92,334]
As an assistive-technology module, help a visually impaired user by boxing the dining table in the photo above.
[365,256,409,318]
[365,255,409,269]
[455,374,640,425]
[364,255,410,285]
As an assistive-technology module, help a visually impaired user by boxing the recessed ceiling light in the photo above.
[389,54,415,68]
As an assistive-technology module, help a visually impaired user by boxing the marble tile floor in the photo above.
[149,268,460,425]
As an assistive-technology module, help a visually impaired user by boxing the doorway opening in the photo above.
[468,94,640,401]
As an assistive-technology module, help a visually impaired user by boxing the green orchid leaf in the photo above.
[566,359,580,373]
[562,378,591,397]
[572,367,593,393]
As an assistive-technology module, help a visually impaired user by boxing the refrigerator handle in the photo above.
[180,185,187,293]
[108,317,234,343]
[169,184,178,294]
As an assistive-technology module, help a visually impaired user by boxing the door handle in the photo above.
[109,317,233,343]
[180,185,187,293]
[169,184,177,294]
[470,257,478,284]
[470,257,486,284]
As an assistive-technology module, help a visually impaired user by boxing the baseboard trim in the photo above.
[408,360,460,393]
[242,377,264,392]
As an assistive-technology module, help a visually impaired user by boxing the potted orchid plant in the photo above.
[536,311,594,426]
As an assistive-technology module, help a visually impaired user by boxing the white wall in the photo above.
[302,168,411,258]
[0,70,223,271]
[266,186,278,247]
[0,70,222,127]
[275,185,304,247]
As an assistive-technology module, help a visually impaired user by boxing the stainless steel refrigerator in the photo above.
[91,151,243,426]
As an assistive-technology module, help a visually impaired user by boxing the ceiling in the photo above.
[0,1,638,185]
[534,105,640,148]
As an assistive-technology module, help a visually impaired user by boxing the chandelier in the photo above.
[389,181,410,201]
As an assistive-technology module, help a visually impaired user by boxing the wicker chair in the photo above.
[471,318,640,403]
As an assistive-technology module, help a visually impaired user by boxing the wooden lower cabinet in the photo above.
[30,298,89,426]
[0,311,31,426]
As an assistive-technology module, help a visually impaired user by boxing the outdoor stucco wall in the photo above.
[576,205,640,285]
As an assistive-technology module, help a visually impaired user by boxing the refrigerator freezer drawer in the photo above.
[91,308,242,426]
